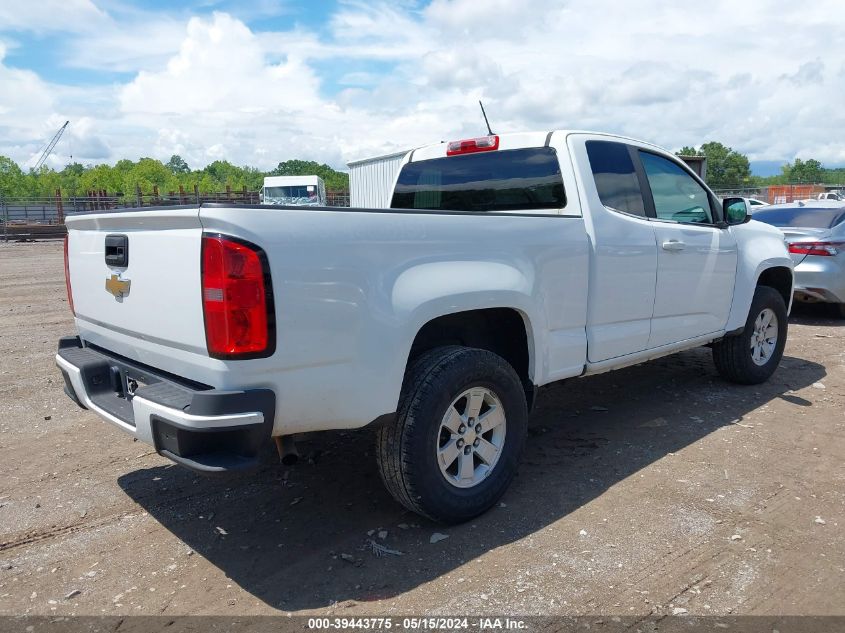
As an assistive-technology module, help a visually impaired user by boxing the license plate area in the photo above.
[121,369,154,399]
[124,373,148,397]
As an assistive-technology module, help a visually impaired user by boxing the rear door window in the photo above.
[390,148,566,212]
[585,141,646,217]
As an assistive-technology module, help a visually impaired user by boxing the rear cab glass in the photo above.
[585,141,646,216]
[390,147,566,213]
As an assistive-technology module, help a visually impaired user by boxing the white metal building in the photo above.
[347,150,409,208]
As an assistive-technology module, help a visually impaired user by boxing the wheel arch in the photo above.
[725,256,795,332]
[756,266,793,312]
[405,307,537,408]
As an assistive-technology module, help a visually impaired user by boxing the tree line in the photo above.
[677,142,845,189]
[0,155,350,199]
[2,145,843,199]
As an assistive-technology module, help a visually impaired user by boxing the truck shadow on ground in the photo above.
[789,302,845,326]
[118,348,825,612]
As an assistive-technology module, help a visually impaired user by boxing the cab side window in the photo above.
[639,151,714,224]
[586,141,646,217]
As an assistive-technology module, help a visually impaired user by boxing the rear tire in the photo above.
[836,303,845,319]
[376,346,527,524]
[713,286,788,384]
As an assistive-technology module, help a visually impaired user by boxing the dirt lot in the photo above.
[0,240,843,617]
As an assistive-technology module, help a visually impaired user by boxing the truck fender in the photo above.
[725,256,794,332]
[389,260,541,381]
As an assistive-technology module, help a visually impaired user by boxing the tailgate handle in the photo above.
[105,234,129,267]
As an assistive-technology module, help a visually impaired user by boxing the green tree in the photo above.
[196,172,220,193]
[62,162,85,176]
[203,160,242,188]
[240,166,265,191]
[0,156,26,197]
[166,154,190,174]
[126,158,172,193]
[114,159,135,173]
[59,162,86,196]
[26,166,63,197]
[3,154,353,200]
[678,142,751,189]
[270,159,349,190]
[79,163,124,194]
[782,158,824,183]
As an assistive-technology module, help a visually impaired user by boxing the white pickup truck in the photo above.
[57,131,794,524]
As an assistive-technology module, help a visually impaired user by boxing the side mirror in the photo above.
[723,197,750,225]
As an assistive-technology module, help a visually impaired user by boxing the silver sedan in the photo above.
[753,202,845,318]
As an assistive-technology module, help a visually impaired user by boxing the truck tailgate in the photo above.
[66,207,207,356]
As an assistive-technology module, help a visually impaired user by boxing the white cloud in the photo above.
[63,19,189,73]
[1,0,845,171]
[425,0,551,35]
[0,41,114,168]
[0,44,56,119]
[116,12,346,166]
[0,43,60,166]
[0,0,108,34]
[66,117,111,160]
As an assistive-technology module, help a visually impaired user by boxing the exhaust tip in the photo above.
[274,435,299,466]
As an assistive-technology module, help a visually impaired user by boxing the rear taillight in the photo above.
[446,135,499,156]
[788,241,843,257]
[63,235,75,315]
[201,234,274,359]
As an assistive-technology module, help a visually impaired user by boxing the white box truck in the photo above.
[260,175,326,206]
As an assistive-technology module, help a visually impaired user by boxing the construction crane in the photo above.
[32,121,69,171]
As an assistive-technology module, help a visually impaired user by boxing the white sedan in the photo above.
[746,198,770,213]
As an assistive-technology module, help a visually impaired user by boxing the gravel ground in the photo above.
[0,240,843,617]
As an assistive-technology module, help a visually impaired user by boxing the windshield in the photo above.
[753,206,845,229]
[391,148,566,212]
[264,185,322,205]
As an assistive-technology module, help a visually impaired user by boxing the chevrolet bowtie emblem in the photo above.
[105,274,131,299]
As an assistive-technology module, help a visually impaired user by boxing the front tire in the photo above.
[712,286,788,384]
[376,346,527,524]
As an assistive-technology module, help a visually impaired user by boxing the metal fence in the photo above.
[712,187,768,198]
[1,188,352,241]
[1,198,65,223]
[713,184,845,203]
[326,191,350,207]
[0,195,62,240]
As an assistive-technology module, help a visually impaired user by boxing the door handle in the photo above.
[662,240,686,252]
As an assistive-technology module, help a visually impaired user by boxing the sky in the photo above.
[1,0,843,175]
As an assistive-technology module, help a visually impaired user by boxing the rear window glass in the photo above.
[753,207,845,229]
[390,148,566,212]
[585,141,645,216]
